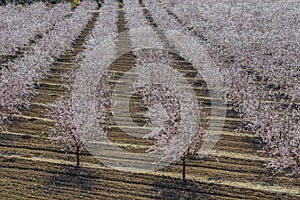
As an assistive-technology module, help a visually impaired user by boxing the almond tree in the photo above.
[133,50,204,182]
[47,97,82,166]
[139,83,204,182]
[47,82,110,167]
[0,66,33,129]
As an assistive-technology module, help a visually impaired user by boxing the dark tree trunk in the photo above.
[182,157,186,184]
[76,146,80,166]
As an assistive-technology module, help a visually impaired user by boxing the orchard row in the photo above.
[1,0,299,177]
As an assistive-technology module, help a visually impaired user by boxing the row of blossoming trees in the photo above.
[0,2,68,55]
[0,1,96,130]
[1,0,298,179]
[47,0,118,166]
[123,0,208,180]
[158,0,300,175]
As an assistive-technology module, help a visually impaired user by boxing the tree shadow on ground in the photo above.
[149,178,212,200]
[47,165,100,193]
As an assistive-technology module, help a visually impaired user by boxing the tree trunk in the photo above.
[76,146,80,166]
[182,157,186,184]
